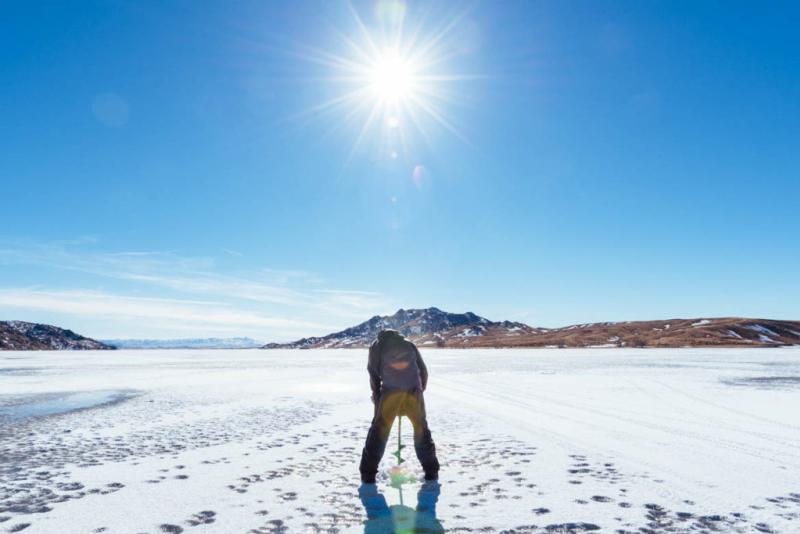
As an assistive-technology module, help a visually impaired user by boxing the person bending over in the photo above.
[359,329,440,483]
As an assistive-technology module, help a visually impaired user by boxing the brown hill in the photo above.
[264,310,800,349]
[457,317,800,348]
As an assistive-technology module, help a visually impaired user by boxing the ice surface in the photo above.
[1,348,800,533]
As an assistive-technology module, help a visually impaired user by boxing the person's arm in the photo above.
[415,346,428,392]
[367,341,382,403]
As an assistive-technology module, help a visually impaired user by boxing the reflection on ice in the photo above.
[0,390,138,421]
[359,481,444,533]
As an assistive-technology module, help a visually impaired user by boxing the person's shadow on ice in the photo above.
[358,480,444,534]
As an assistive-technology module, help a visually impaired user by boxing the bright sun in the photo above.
[290,2,472,158]
[368,50,415,102]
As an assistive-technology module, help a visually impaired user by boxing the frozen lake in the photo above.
[1,348,799,533]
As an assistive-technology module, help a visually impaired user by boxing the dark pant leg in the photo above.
[403,391,440,475]
[359,391,403,479]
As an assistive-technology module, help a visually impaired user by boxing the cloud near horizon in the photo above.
[0,239,394,340]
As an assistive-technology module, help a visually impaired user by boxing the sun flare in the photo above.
[289,2,474,159]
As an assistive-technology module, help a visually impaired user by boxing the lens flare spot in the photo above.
[412,164,426,184]
[375,0,406,27]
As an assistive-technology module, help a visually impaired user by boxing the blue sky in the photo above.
[1,1,798,340]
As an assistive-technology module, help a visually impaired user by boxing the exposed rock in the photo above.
[0,321,115,351]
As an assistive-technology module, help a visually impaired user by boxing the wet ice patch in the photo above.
[0,367,40,377]
[723,376,800,389]
[0,390,139,421]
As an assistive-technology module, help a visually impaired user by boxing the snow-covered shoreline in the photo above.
[2,348,799,533]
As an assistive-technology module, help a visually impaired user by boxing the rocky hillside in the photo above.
[263,310,800,349]
[0,321,115,350]
[463,317,800,348]
[262,307,543,348]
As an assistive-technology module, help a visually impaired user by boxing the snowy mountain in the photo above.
[262,307,542,349]
[104,337,263,349]
[0,321,114,350]
[263,310,800,349]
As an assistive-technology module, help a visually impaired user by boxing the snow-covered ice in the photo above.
[2,348,800,533]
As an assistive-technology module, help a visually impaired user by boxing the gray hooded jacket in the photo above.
[367,330,428,401]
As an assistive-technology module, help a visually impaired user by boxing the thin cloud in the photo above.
[0,239,391,313]
[0,239,396,338]
[0,288,333,337]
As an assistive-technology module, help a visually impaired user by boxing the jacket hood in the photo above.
[377,329,404,342]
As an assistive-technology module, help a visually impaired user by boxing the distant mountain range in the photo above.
[4,310,800,351]
[103,337,263,349]
[262,307,800,349]
[0,321,114,351]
